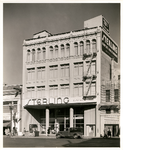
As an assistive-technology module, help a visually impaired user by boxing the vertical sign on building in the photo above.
[102,17,109,34]
[102,31,118,62]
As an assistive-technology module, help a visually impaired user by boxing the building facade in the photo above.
[3,84,21,134]
[22,15,120,137]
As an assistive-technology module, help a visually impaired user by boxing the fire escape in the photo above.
[82,51,97,100]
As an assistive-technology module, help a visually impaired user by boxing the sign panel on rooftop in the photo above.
[102,31,118,62]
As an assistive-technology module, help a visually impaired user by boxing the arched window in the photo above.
[32,49,35,61]
[37,48,41,60]
[66,43,70,57]
[49,46,53,59]
[92,39,96,52]
[79,41,84,55]
[74,42,78,55]
[27,50,30,62]
[86,40,90,53]
[42,47,46,60]
[54,45,58,58]
[61,44,65,57]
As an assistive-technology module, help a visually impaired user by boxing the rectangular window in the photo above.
[55,49,58,58]
[86,61,96,75]
[37,67,45,80]
[32,52,35,61]
[114,89,119,102]
[49,85,58,97]
[27,87,35,99]
[85,82,96,96]
[49,65,58,79]
[37,86,45,98]
[50,49,53,59]
[61,47,65,57]
[66,46,70,57]
[110,64,112,80]
[74,62,83,76]
[60,84,69,96]
[27,68,35,81]
[74,83,83,96]
[106,90,110,102]
[37,51,41,60]
[43,51,46,60]
[27,53,30,62]
[61,64,69,77]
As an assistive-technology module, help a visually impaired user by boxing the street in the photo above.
[3,137,120,147]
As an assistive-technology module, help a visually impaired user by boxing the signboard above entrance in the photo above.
[102,31,118,62]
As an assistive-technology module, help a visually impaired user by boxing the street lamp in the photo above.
[9,103,14,134]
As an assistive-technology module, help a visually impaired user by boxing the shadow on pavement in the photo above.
[63,138,120,147]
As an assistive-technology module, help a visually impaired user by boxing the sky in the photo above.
[3,3,120,85]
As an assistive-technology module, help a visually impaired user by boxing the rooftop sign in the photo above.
[102,31,118,62]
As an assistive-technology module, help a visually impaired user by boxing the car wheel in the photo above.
[73,134,78,139]
[56,134,61,139]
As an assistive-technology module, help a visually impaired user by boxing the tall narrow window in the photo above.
[49,85,58,97]
[32,49,35,61]
[110,64,112,80]
[74,42,78,55]
[60,84,69,96]
[66,43,70,57]
[61,64,69,77]
[114,89,119,102]
[49,65,58,78]
[37,67,45,80]
[74,62,83,76]
[27,68,35,81]
[42,47,46,60]
[92,39,96,52]
[106,90,110,102]
[27,87,35,99]
[86,61,96,75]
[37,86,45,98]
[85,82,96,96]
[74,83,83,96]
[79,41,84,55]
[61,44,65,57]
[50,46,53,59]
[86,40,90,53]
[54,45,58,58]
[37,48,41,60]
[27,50,30,62]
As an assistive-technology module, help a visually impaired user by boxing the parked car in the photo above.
[56,127,83,139]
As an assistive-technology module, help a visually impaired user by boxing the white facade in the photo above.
[22,15,120,137]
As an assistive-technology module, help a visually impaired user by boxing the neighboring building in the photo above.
[3,84,21,134]
[22,15,120,137]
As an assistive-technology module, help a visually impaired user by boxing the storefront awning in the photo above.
[24,102,97,109]
[3,122,10,127]
[99,104,119,110]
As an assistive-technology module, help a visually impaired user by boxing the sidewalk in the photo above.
[3,134,56,139]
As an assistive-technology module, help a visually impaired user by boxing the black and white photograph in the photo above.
[2,2,121,148]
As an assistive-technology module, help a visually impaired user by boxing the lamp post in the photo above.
[9,103,14,134]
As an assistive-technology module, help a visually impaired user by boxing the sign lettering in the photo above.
[102,31,118,62]
[102,18,109,33]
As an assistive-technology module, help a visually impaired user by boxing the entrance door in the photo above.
[86,125,95,137]
[104,124,119,137]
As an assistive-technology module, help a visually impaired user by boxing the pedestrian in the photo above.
[23,128,26,136]
[103,128,108,138]
[47,127,50,136]
[107,128,111,138]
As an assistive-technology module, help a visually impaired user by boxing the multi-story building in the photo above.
[22,15,120,137]
[3,84,21,134]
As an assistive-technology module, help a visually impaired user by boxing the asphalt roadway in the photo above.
[3,136,120,148]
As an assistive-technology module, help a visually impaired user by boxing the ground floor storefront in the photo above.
[22,103,120,137]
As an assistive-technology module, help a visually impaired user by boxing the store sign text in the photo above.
[102,18,109,33]
[102,32,118,62]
